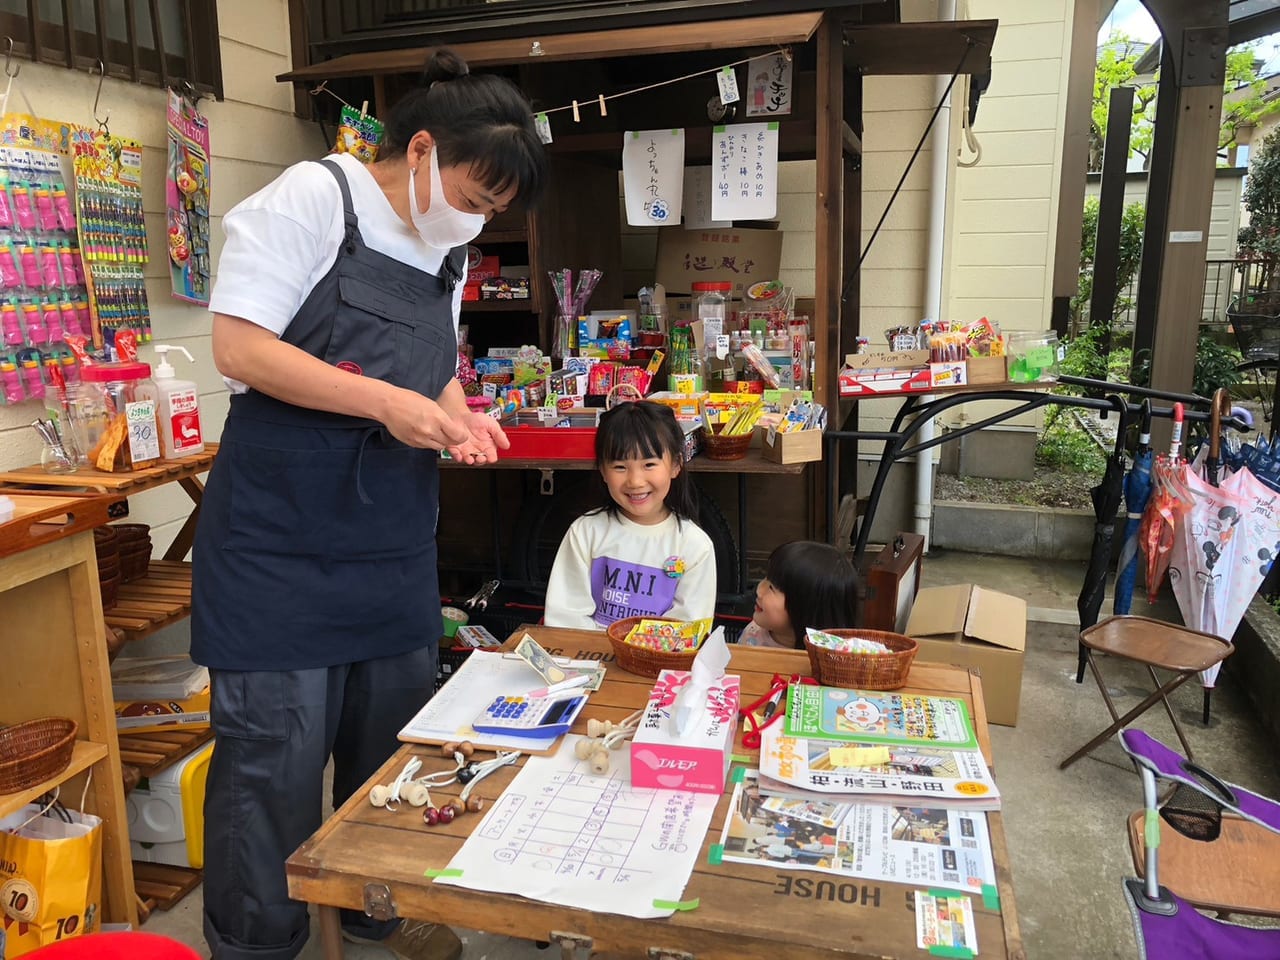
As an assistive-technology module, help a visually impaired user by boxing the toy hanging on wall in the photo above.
[166,89,211,305]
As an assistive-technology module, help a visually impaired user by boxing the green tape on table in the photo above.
[424,868,463,879]
[928,946,974,959]
[730,766,747,784]
[653,897,700,912]
[708,844,724,865]
[1145,808,1161,850]
[730,753,752,765]
[981,883,1000,911]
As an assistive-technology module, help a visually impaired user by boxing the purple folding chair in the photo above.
[1120,729,1280,959]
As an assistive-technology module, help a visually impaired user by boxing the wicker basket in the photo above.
[700,427,752,461]
[119,542,152,583]
[111,522,151,544]
[0,717,78,794]
[804,629,919,690]
[606,616,700,678]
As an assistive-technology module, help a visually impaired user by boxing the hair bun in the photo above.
[422,49,470,86]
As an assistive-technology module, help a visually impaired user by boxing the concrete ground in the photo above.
[142,549,1280,959]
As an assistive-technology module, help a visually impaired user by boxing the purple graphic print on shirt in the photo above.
[589,556,679,626]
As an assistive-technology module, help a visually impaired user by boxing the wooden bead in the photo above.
[448,799,466,816]
[588,750,610,775]
[574,738,596,760]
[466,796,484,813]
[441,742,460,757]
[423,806,440,826]
[458,741,476,758]
[587,718,606,738]
[438,804,456,824]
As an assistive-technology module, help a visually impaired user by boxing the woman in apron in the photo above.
[191,50,546,960]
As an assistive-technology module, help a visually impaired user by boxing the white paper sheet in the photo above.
[398,651,604,752]
[623,129,685,226]
[746,53,794,117]
[435,735,719,918]
[682,166,730,229]
[712,122,779,221]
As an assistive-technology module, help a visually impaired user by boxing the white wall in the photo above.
[0,0,322,555]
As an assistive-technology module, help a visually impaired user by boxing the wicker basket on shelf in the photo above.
[804,629,919,690]
[0,717,78,793]
[699,426,752,461]
[606,616,700,678]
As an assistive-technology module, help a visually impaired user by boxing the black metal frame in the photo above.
[823,375,1248,563]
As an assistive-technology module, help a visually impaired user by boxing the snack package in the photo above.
[624,617,714,652]
[963,316,1005,357]
[334,105,385,164]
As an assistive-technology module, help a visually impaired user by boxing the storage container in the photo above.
[68,361,161,471]
[127,741,212,869]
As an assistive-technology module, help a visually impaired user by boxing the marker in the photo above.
[761,685,787,721]
[528,673,591,699]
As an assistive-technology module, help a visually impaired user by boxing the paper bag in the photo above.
[0,805,102,956]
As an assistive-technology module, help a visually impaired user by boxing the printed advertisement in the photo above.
[785,685,979,750]
[719,771,996,894]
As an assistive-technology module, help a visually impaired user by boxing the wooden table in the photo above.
[287,628,1024,960]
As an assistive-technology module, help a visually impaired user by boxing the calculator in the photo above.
[472,694,588,739]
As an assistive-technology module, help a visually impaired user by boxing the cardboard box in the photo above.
[905,585,1027,727]
[838,367,931,396]
[631,669,741,794]
[759,426,822,464]
[115,686,211,733]
[843,350,929,371]
[655,227,784,299]
[966,355,1008,385]
[930,362,967,388]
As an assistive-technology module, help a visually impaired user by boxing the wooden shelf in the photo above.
[119,728,213,779]
[462,298,535,312]
[0,740,109,818]
[0,444,217,495]
[105,560,192,645]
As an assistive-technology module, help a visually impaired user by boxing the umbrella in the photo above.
[1140,404,1193,604]
[1075,400,1130,682]
[1114,401,1154,617]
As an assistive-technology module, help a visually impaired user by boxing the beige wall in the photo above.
[0,0,321,555]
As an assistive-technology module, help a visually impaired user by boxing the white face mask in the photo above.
[409,146,487,249]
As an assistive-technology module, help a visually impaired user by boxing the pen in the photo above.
[528,673,591,699]
[761,685,786,721]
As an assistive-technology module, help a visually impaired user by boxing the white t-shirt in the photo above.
[209,152,466,392]
[543,509,717,630]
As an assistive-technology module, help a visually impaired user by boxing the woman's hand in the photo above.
[446,412,511,465]
[382,389,471,450]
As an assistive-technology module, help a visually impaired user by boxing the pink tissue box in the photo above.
[630,669,740,795]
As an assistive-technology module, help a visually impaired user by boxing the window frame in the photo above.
[0,1,223,99]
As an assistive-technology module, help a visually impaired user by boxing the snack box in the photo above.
[480,277,530,300]
[116,686,211,733]
[838,367,932,397]
[630,669,741,794]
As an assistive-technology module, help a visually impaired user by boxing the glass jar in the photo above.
[69,361,161,471]
[692,281,732,332]
[1006,331,1062,383]
[667,325,704,393]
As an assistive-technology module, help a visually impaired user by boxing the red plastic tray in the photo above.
[500,425,598,460]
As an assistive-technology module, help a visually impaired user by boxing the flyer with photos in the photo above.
[785,685,979,750]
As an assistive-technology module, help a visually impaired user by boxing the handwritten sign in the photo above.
[712,122,778,222]
[746,53,793,117]
[622,128,685,226]
[681,166,730,229]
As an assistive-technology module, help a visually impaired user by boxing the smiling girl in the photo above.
[740,541,860,649]
[544,401,716,629]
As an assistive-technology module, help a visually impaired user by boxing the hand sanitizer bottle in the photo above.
[138,344,204,460]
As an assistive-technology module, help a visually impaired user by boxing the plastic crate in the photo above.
[501,425,597,460]
[435,645,474,692]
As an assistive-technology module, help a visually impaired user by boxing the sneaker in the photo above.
[341,920,464,960]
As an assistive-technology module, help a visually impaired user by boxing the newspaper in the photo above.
[719,771,996,894]
[759,720,1000,810]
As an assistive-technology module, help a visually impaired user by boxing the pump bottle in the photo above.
[138,345,204,459]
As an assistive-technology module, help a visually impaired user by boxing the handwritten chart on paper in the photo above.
[746,52,793,118]
[712,122,779,221]
[682,166,729,229]
[435,735,718,918]
[623,129,685,226]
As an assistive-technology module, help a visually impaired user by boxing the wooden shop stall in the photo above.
[279,6,996,592]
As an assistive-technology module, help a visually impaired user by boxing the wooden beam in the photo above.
[843,20,997,76]
[841,120,862,159]
[278,10,824,81]
[1149,82,1222,450]
[814,13,842,413]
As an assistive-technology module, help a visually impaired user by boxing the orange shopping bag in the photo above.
[0,803,102,957]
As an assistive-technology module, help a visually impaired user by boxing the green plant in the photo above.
[1238,126,1280,292]
[1072,199,1146,332]
[1036,414,1107,475]
[1129,334,1242,397]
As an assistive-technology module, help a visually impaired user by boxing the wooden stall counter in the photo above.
[287,628,1023,960]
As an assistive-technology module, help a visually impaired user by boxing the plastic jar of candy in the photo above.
[1006,331,1062,383]
[68,361,161,471]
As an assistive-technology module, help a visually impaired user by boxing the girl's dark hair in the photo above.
[766,541,860,648]
[381,49,547,208]
[593,401,697,523]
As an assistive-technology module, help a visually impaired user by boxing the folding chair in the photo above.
[1119,729,1280,959]
[1059,616,1232,770]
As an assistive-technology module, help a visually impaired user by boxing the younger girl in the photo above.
[739,541,860,649]
[545,401,716,629]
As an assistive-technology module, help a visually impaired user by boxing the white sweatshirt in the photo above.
[543,510,717,630]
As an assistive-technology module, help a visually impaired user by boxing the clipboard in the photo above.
[398,649,605,756]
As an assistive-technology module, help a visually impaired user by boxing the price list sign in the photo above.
[712,122,779,222]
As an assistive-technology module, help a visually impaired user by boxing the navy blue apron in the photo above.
[191,159,466,671]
